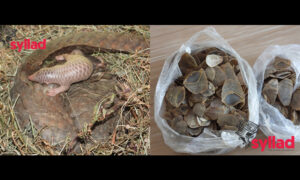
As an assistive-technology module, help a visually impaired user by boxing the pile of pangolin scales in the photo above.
[164,47,248,137]
[262,57,300,125]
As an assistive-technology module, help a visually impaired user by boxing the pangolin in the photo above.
[27,49,94,96]
[17,32,148,96]
[10,31,149,145]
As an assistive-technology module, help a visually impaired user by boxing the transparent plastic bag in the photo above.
[253,44,300,141]
[154,27,259,154]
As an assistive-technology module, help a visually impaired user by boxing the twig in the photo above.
[11,132,24,155]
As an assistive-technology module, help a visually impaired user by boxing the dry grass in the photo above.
[0,25,150,155]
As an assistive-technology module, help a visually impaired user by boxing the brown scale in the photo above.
[10,31,149,150]
[164,47,248,137]
[262,57,300,125]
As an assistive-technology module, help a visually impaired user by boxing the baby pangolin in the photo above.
[28,49,94,96]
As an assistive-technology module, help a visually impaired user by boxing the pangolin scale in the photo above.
[10,31,149,146]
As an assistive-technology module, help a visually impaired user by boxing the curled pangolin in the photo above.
[28,49,94,96]
[10,31,149,150]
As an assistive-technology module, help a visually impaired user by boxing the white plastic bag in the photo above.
[253,44,300,141]
[154,27,259,154]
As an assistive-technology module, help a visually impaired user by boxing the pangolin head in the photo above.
[28,71,42,83]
